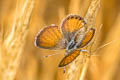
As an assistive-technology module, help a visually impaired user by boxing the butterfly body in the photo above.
[66,28,86,53]
[35,14,95,67]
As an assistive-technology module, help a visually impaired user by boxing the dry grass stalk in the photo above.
[58,7,66,23]
[85,0,100,28]
[89,13,120,80]
[101,13,120,80]
[0,0,34,80]
[69,0,81,14]
[65,0,100,80]
[79,58,89,80]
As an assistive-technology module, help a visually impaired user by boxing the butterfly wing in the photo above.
[35,25,66,49]
[59,50,80,67]
[77,27,96,48]
[61,14,86,42]
[58,28,95,67]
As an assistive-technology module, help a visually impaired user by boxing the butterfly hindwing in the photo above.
[58,27,95,67]
[59,50,80,67]
[61,14,86,42]
[78,27,96,48]
[35,14,96,67]
[35,25,65,49]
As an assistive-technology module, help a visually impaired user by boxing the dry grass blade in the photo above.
[0,0,34,80]
[65,0,100,80]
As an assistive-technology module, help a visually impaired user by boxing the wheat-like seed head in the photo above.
[0,0,34,80]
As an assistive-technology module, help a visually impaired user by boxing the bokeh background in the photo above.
[0,0,120,80]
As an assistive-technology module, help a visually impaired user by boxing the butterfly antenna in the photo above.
[92,38,120,54]
[43,52,62,58]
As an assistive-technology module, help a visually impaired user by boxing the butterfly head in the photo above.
[35,14,96,67]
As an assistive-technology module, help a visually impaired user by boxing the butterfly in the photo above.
[35,14,95,67]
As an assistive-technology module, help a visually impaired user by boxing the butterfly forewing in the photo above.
[35,25,65,49]
[59,50,80,67]
[35,14,96,68]
[78,28,95,48]
[61,15,86,42]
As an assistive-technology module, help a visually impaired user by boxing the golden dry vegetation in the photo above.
[0,0,120,80]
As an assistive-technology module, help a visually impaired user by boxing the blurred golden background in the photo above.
[0,0,120,80]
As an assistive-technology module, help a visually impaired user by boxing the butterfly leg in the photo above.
[80,49,89,52]
[63,66,66,73]
[44,52,62,58]
[78,49,90,64]
[80,49,90,55]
